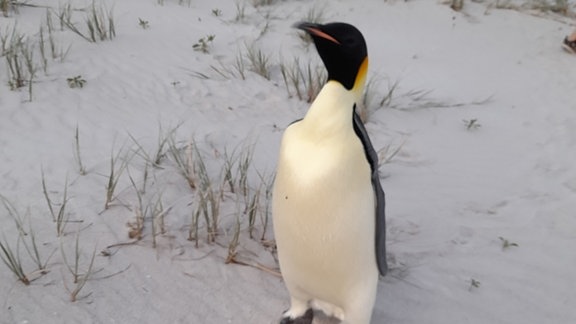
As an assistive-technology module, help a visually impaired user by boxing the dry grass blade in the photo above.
[69,247,97,302]
[225,214,241,264]
[280,57,326,103]
[73,125,87,175]
[0,194,26,236]
[42,172,71,236]
[22,221,53,274]
[244,43,271,80]
[104,146,131,210]
[258,172,274,241]
[0,235,29,285]
[378,140,406,166]
[167,136,197,190]
[56,177,70,236]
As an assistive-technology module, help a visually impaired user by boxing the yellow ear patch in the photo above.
[353,57,369,94]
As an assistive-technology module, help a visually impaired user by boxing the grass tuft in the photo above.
[104,146,131,210]
[41,171,71,236]
[234,1,246,22]
[280,57,326,102]
[59,1,116,43]
[0,194,26,236]
[67,75,86,88]
[23,220,54,275]
[168,135,197,191]
[244,43,271,80]
[463,118,482,130]
[499,236,519,250]
[1,26,37,100]
[0,235,29,285]
[193,34,215,54]
[61,231,97,302]
[378,140,405,166]
[138,18,150,29]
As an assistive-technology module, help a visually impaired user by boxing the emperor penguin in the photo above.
[272,22,387,324]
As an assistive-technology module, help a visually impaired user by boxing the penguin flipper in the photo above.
[352,109,388,276]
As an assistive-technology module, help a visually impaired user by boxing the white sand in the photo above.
[1,0,575,323]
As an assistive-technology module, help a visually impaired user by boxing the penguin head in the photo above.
[296,22,368,100]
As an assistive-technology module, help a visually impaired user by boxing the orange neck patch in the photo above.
[353,57,369,92]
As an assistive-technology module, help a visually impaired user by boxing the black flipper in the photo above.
[352,107,388,276]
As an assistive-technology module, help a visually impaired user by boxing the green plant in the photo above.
[138,18,149,29]
[499,236,519,250]
[469,278,481,291]
[463,118,481,130]
[193,34,215,54]
[211,8,222,16]
[67,75,86,88]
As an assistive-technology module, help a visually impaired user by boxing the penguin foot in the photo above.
[279,308,313,324]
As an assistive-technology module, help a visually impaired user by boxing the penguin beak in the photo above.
[294,22,341,45]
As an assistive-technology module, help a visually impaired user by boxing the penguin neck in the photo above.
[302,81,357,136]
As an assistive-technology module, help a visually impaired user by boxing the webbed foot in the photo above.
[280,308,313,324]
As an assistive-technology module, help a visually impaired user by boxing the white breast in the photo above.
[272,82,378,310]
